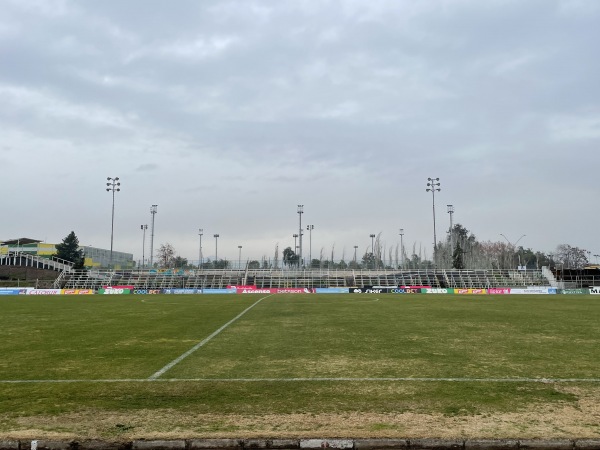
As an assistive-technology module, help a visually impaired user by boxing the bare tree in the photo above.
[157,243,176,268]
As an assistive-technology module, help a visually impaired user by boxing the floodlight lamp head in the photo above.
[107,177,111,180]
[106,188,109,191]
[116,188,120,192]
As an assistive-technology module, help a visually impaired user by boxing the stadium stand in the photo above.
[57,267,556,290]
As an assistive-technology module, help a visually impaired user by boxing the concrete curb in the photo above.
[0,440,599,450]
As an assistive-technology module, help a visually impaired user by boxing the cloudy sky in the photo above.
[1,0,599,264]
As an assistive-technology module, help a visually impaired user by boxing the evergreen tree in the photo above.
[54,231,84,269]
[452,242,465,270]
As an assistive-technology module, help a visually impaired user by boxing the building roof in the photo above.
[0,238,43,245]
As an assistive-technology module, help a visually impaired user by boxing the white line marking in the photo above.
[1,377,600,384]
[147,294,273,380]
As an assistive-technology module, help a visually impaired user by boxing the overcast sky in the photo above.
[1,0,599,264]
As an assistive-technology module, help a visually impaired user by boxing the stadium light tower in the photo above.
[106,177,121,268]
[214,234,220,263]
[399,228,404,269]
[297,205,304,266]
[306,224,314,266]
[150,205,157,267]
[198,228,203,269]
[426,177,441,264]
[354,245,358,264]
[500,233,526,268]
[238,245,243,269]
[140,224,147,268]
[370,234,375,254]
[447,205,454,251]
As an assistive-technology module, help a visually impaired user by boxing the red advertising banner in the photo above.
[228,285,257,290]
[236,288,315,294]
[488,288,511,295]
[63,289,94,295]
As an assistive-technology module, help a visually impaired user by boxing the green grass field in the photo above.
[1,293,599,439]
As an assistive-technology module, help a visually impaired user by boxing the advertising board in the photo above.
[510,287,557,295]
[315,288,350,294]
[454,288,487,295]
[488,288,511,295]
[203,288,237,294]
[590,287,600,295]
[163,289,202,294]
[62,289,94,295]
[0,288,29,295]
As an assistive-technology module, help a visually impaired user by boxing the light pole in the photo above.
[447,204,454,252]
[214,234,219,263]
[238,245,242,269]
[297,205,304,266]
[399,228,404,269]
[198,228,203,269]
[306,224,314,266]
[500,234,526,268]
[106,177,121,268]
[426,177,441,265]
[370,234,376,269]
[354,245,358,264]
[150,205,157,267]
[140,224,147,268]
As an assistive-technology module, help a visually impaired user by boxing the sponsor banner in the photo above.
[276,288,315,294]
[351,287,422,294]
[350,287,386,294]
[590,287,600,295]
[203,288,237,294]
[388,287,421,294]
[132,289,162,295]
[238,288,278,294]
[488,288,511,295]
[98,288,132,295]
[227,285,257,290]
[62,289,94,295]
[0,288,29,295]
[510,287,557,295]
[315,288,350,294]
[163,289,202,295]
[422,288,452,294]
[102,285,135,290]
[26,289,63,295]
[560,288,590,295]
[454,288,488,295]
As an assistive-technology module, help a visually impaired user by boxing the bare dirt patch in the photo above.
[2,387,599,440]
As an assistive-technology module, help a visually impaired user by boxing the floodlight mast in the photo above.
[426,177,441,265]
[198,228,203,269]
[106,177,120,268]
[297,205,304,267]
[150,205,157,267]
[447,205,454,251]
[214,234,220,263]
[500,233,526,267]
[399,228,404,269]
[306,224,314,266]
[140,224,148,267]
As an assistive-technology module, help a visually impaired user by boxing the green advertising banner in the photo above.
[421,288,453,294]
[559,289,590,295]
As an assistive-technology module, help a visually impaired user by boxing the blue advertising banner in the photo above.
[163,289,202,295]
[203,288,237,294]
[316,288,350,294]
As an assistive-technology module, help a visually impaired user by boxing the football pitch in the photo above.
[1,293,599,439]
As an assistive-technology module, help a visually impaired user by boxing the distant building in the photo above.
[0,238,134,269]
